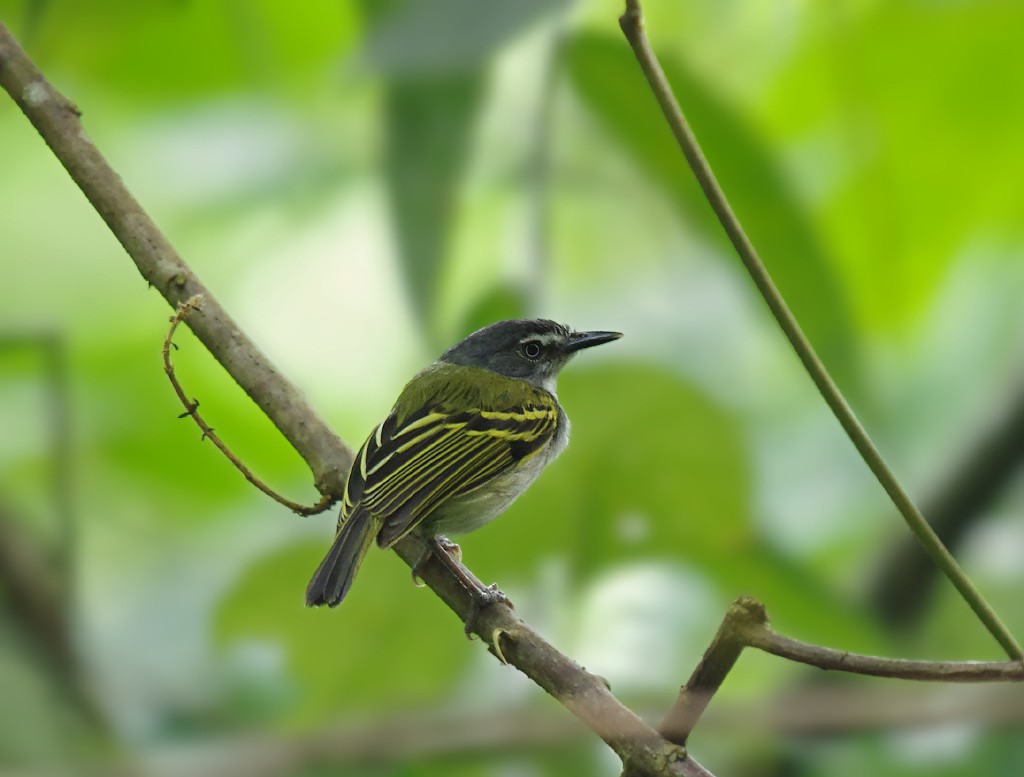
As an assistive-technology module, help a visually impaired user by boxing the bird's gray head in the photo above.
[439,319,622,390]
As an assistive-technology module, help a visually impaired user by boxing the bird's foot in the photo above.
[423,537,513,637]
[464,582,513,637]
[410,537,468,585]
[434,536,462,564]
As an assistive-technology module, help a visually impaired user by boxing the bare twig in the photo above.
[745,601,1024,681]
[163,297,335,516]
[617,0,1023,661]
[660,598,1024,745]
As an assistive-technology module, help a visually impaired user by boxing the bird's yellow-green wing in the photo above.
[341,363,558,548]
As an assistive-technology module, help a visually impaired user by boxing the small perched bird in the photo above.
[306,318,621,608]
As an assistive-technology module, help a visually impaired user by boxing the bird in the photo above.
[305,318,621,609]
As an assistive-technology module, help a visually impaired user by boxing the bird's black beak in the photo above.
[566,330,623,353]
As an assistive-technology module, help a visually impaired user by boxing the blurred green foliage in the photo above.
[2,0,1024,776]
[566,33,859,393]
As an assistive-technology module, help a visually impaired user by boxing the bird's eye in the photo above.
[522,340,542,359]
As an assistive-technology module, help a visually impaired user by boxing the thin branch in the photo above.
[163,297,335,517]
[0,23,352,500]
[617,0,1023,661]
[0,335,147,774]
[0,22,712,776]
[0,333,91,720]
[0,332,76,649]
[14,681,1024,777]
[660,597,1024,745]
[144,684,1024,774]
[0,501,106,729]
[155,707,593,777]
[0,501,72,680]
[747,603,1024,681]
[659,600,747,746]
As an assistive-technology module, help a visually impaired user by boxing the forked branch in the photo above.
[660,598,1024,745]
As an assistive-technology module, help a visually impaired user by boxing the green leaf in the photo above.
[215,540,465,722]
[361,0,572,75]
[540,363,750,576]
[773,2,1024,331]
[384,73,486,335]
[364,0,564,334]
[566,34,859,393]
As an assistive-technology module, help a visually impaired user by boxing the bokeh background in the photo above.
[3,1,1024,775]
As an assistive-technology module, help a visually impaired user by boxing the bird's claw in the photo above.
[464,583,513,637]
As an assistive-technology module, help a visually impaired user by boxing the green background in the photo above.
[2,0,1023,775]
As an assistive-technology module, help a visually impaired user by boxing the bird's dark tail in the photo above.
[305,509,377,607]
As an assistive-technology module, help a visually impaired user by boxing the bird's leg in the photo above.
[410,538,463,586]
[409,549,430,587]
[428,537,512,636]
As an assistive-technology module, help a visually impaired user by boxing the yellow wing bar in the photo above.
[337,396,558,546]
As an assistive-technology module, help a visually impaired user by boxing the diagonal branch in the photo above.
[0,21,711,777]
[617,0,1023,661]
[393,536,695,776]
[0,23,352,500]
